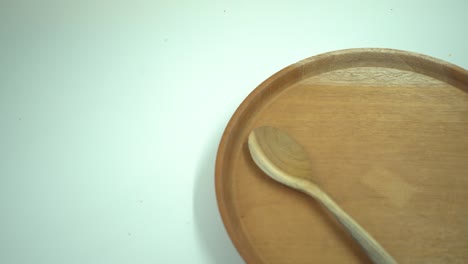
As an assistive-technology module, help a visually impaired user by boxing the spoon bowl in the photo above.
[248,126,318,193]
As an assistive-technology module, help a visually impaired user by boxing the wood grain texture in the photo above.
[215,48,468,264]
[248,126,397,264]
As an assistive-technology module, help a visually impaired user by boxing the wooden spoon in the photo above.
[248,126,397,264]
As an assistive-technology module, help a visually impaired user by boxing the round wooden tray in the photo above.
[215,49,468,263]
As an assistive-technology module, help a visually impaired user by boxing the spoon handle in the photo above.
[306,187,397,264]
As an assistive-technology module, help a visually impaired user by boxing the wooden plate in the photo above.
[215,49,468,263]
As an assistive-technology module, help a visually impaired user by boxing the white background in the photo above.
[1,1,467,263]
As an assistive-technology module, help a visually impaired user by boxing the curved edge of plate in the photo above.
[296,48,468,90]
[214,60,302,263]
[214,48,468,264]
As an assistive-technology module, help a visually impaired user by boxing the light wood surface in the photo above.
[248,126,396,264]
[215,48,468,264]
